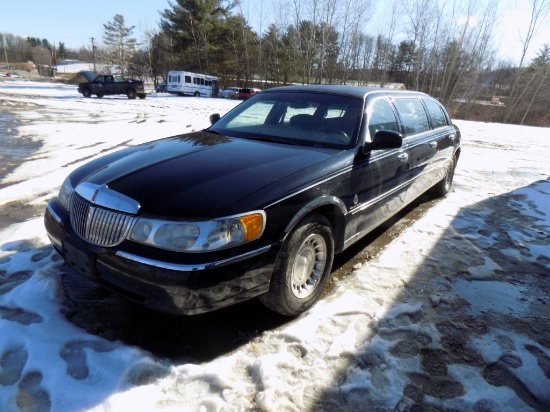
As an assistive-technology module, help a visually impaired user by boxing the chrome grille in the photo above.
[70,193,135,247]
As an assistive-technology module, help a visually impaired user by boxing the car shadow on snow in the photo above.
[12,178,547,410]
[59,267,290,364]
[308,177,550,411]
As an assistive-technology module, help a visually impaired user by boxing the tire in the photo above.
[194,91,200,97]
[431,156,456,198]
[82,88,92,98]
[96,93,103,98]
[138,93,146,99]
[127,89,137,99]
[261,214,335,316]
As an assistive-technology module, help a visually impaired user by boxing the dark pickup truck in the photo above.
[77,71,146,99]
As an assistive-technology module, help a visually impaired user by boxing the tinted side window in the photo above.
[394,98,429,136]
[424,99,448,128]
[368,99,399,137]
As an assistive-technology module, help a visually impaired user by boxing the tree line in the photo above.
[1,0,549,126]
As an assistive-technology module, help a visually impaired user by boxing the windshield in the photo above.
[210,91,365,149]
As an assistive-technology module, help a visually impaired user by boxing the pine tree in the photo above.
[103,14,138,74]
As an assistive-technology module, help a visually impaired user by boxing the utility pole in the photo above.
[91,37,96,72]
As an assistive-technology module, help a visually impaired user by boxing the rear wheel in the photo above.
[127,89,137,99]
[261,214,335,316]
[431,156,456,198]
[96,93,103,98]
[138,93,146,99]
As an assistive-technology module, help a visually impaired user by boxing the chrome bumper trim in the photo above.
[47,202,63,223]
[116,245,272,272]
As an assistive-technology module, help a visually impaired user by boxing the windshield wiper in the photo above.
[204,128,224,136]
[244,135,299,146]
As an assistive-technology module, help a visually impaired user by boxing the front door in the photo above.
[345,97,411,247]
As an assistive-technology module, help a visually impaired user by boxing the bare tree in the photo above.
[520,44,550,124]
[503,0,550,122]
[338,0,373,84]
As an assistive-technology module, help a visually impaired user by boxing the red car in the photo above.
[238,87,261,99]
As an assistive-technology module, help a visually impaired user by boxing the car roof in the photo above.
[263,84,429,100]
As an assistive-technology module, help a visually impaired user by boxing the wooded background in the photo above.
[1,0,549,126]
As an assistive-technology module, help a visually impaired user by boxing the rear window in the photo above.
[424,99,448,129]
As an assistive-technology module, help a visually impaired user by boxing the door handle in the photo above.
[430,141,438,149]
[398,153,409,162]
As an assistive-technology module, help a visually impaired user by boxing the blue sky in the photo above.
[0,0,171,49]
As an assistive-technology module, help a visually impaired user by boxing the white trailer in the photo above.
[167,71,219,97]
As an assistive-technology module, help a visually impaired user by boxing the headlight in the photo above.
[128,211,266,252]
[58,177,74,210]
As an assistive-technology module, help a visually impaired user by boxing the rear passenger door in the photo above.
[393,97,438,199]
[422,98,457,182]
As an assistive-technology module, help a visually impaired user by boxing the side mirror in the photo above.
[209,113,221,125]
[364,130,403,152]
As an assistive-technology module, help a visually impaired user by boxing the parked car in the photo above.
[155,83,167,93]
[44,85,461,316]
[238,87,261,99]
[77,71,146,99]
[220,86,241,99]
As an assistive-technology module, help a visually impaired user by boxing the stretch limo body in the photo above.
[44,85,461,316]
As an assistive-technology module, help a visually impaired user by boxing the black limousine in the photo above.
[44,85,461,316]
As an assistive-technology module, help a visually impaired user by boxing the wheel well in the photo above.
[284,203,347,254]
[316,204,346,253]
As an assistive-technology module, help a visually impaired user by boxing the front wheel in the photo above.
[261,214,335,316]
[82,88,92,98]
[194,91,200,97]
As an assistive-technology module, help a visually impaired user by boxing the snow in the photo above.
[1,81,549,411]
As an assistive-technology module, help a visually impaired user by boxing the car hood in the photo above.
[78,70,97,82]
[79,131,340,218]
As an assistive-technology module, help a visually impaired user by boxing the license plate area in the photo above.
[63,241,96,279]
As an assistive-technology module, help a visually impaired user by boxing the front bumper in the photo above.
[44,200,277,315]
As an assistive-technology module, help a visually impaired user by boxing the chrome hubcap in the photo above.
[291,233,327,298]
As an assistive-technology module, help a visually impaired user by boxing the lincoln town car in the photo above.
[44,85,461,316]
